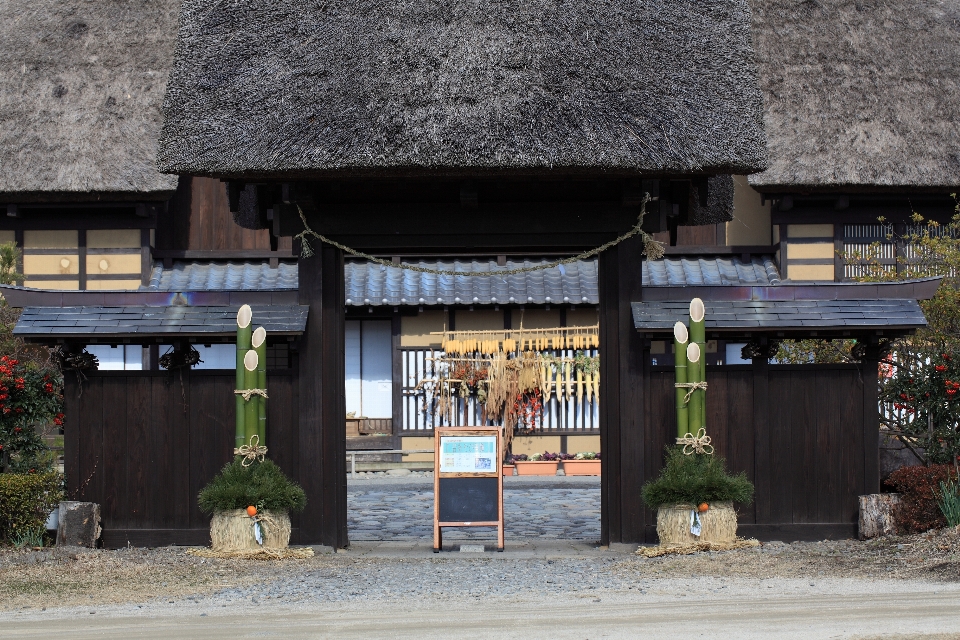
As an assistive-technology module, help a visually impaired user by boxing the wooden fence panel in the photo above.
[64,370,298,547]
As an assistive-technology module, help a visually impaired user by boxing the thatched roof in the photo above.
[0,0,180,201]
[749,0,960,192]
[157,0,767,179]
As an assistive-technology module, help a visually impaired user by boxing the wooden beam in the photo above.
[297,239,347,547]
[862,344,880,495]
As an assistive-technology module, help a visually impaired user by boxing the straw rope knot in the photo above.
[234,435,267,466]
[674,381,708,405]
[234,388,268,402]
[676,428,714,455]
[251,511,282,539]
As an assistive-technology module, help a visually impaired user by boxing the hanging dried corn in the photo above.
[585,370,594,403]
[564,361,572,398]
[576,367,584,402]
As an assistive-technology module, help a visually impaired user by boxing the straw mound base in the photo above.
[656,501,737,545]
[209,509,291,551]
[636,538,760,558]
[187,547,314,560]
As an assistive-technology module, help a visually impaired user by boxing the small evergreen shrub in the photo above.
[198,458,306,514]
[0,472,63,541]
[641,448,754,509]
[888,464,957,533]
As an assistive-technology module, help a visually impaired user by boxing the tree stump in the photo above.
[56,501,101,547]
[859,493,900,539]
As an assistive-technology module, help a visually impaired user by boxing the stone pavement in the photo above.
[348,473,601,542]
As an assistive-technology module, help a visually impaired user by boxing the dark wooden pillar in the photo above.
[752,353,771,525]
[862,344,880,495]
[598,233,646,544]
[298,241,348,547]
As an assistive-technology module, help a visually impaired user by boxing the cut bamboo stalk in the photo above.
[243,350,259,441]
[253,327,267,445]
[686,342,702,433]
[689,298,706,431]
[674,321,689,438]
[236,305,253,449]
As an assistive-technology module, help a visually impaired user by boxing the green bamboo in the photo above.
[673,321,689,438]
[253,327,267,445]
[243,350,259,442]
[689,298,706,431]
[235,305,253,449]
[686,342,703,433]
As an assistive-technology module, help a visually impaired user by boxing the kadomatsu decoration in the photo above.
[195,305,307,557]
[642,298,755,551]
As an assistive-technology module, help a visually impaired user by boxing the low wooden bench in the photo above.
[345,449,434,476]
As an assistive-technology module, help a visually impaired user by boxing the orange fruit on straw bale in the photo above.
[698,503,709,512]
[246,505,258,516]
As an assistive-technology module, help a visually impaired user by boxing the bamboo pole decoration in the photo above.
[235,305,253,449]
[243,350,259,441]
[688,298,706,431]
[252,327,267,445]
[674,321,689,438]
[686,342,703,433]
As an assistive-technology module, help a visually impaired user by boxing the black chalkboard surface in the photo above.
[438,477,499,523]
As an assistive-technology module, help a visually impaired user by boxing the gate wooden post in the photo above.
[598,233,646,544]
[298,238,348,548]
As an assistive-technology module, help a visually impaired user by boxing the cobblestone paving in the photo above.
[348,477,600,541]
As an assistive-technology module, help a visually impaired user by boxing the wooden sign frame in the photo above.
[433,426,504,552]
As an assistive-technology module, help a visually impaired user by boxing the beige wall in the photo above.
[511,309,561,329]
[511,435,563,455]
[566,435,601,454]
[0,230,14,245]
[726,176,772,246]
[400,311,446,347]
[455,310,503,331]
[23,230,77,249]
[567,308,599,327]
[87,229,141,248]
[785,224,838,282]
[399,436,435,462]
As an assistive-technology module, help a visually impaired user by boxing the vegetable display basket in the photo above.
[515,461,559,476]
[656,502,737,545]
[562,460,601,476]
[210,508,291,551]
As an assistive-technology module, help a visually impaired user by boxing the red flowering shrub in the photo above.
[887,464,958,533]
[0,356,63,474]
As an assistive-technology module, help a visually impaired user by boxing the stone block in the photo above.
[56,501,101,548]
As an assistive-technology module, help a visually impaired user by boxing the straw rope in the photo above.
[674,381,708,405]
[294,195,664,274]
[234,388,268,402]
[234,435,268,466]
[675,427,714,455]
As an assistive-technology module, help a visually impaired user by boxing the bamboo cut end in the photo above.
[252,327,267,348]
[689,298,705,323]
[237,304,253,329]
[673,321,688,344]
[686,342,701,363]
[243,350,259,371]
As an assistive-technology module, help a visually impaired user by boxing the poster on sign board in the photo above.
[439,436,497,473]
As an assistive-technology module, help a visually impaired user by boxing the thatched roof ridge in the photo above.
[158,0,767,178]
[749,0,960,192]
[0,0,180,200]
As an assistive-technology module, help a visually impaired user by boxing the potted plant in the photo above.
[562,451,601,476]
[514,451,560,476]
[199,457,306,551]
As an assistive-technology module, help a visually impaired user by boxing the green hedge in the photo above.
[0,472,63,541]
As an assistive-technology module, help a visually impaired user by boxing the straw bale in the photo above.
[656,501,738,546]
[210,509,291,552]
[636,538,760,558]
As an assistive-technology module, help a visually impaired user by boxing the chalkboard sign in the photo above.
[433,427,504,552]
[438,477,499,522]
